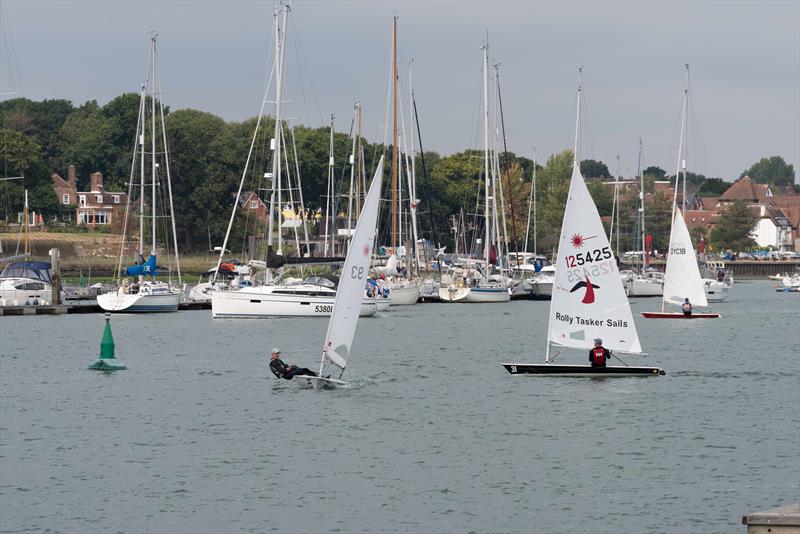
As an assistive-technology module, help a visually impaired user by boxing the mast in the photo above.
[138,80,145,261]
[346,107,356,242]
[523,145,536,254]
[682,64,689,213]
[413,93,439,266]
[325,114,335,256]
[496,64,519,262]
[266,4,288,281]
[406,59,421,277]
[638,138,646,272]
[482,38,490,268]
[23,189,28,255]
[391,16,398,251]
[150,33,157,258]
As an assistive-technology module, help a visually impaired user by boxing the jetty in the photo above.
[742,502,800,533]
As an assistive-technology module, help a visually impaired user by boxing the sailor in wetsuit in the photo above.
[269,348,317,380]
[589,338,611,368]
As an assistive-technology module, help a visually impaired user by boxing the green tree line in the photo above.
[1,96,793,254]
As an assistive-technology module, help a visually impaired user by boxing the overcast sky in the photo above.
[2,0,798,182]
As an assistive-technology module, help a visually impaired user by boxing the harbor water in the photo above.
[1,280,798,533]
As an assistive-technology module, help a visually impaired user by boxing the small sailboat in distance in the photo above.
[502,70,664,377]
[295,156,385,389]
[642,65,718,320]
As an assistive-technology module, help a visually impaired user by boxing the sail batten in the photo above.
[547,165,644,355]
[319,157,385,377]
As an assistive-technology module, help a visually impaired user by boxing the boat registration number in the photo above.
[315,305,333,313]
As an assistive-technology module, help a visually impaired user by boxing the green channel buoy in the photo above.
[88,313,126,371]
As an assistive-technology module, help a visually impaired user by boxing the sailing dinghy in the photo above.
[502,71,664,377]
[295,157,384,389]
[642,65,717,320]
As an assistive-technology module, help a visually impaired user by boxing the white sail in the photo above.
[548,165,643,355]
[319,156,385,376]
[662,206,708,308]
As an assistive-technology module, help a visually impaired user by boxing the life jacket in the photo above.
[269,359,287,378]
[592,347,606,366]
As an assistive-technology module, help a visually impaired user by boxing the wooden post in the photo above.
[49,248,61,305]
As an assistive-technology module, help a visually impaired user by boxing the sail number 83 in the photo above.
[565,246,612,268]
[351,266,366,280]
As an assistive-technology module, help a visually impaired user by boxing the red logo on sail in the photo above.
[570,233,596,249]
[361,244,371,256]
[570,275,600,304]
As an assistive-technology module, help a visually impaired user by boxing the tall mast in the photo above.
[346,108,357,242]
[23,189,28,255]
[266,4,288,280]
[523,145,536,255]
[391,16,398,250]
[496,64,519,261]
[482,38,490,268]
[638,138,646,271]
[138,82,145,260]
[682,64,689,213]
[325,114,335,256]
[150,33,157,257]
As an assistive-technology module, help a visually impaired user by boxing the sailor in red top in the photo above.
[589,338,611,368]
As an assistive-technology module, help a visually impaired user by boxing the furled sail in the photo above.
[662,206,708,307]
[319,156,384,377]
[125,255,158,277]
[548,165,643,355]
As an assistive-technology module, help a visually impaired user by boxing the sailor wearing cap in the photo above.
[269,348,317,380]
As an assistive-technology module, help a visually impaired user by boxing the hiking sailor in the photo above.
[269,348,317,380]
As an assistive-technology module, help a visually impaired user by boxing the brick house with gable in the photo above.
[51,165,130,232]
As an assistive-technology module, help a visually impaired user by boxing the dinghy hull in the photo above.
[501,363,665,377]
[293,375,347,389]
[641,312,719,319]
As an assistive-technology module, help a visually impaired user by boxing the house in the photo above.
[51,165,129,231]
[752,205,793,250]
[238,191,268,222]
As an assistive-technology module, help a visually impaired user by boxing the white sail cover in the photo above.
[548,165,643,355]
[319,156,384,375]
[662,206,708,308]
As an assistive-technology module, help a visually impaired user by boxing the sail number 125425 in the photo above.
[565,246,612,267]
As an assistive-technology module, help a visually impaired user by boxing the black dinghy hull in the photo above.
[502,363,665,377]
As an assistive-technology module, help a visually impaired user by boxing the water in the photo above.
[1,280,798,533]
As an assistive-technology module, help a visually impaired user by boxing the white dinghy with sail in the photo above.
[642,65,717,320]
[502,71,664,377]
[295,157,384,389]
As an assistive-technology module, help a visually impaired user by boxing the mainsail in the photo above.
[319,156,385,378]
[547,165,643,355]
[662,206,708,308]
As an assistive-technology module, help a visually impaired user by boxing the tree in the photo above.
[56,100,117,186]
[742,156,795,186]
[697,177,729,196]
[710,200,757,251]
[646,192,674,252]
[642,166,666,180]
[580,159,610,179]
[535,150,573,253]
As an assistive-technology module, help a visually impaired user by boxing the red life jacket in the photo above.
[592,347,606,366]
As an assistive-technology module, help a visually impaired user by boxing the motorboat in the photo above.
[0,261,56,306]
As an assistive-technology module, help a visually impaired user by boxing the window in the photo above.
[79,195,86,207]
[61,213,73,222]
[96,195,103,204]
[62,194,70,205]
[96,212,109,224]
[250,201,259,209]
[112,195,120,204]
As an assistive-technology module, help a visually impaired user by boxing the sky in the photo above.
[2,0,798,182]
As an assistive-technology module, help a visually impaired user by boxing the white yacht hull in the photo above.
[533,279,553,298]
[0,279,54,306]
[389,284,420,305]
[211,288,377,318]
[438,285,510,303]
[376,295,391,311]
[97,290,181,312]
[626,278,663,297]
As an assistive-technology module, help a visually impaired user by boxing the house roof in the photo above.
[683,210,719,229]
[720,175,771,202]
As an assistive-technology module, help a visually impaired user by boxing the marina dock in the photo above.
[0,300,211,316]
[742,502,800,533]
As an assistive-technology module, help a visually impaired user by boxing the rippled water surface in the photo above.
[1,280,798,533]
